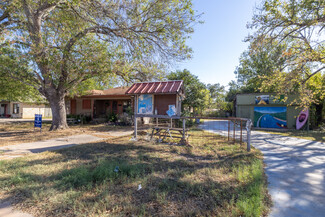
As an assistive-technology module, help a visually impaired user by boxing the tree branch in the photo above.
[7,72,39,90]
[59,25,121,90]
[0,9,9,22]
[303,66,325,84]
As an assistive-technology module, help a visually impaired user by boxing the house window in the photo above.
[123,100,131,113]
[13,103,20,114]
[82,99,91,110]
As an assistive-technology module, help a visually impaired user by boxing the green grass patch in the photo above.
[57,159,151,189]
[234,159,268,216]
[257,129,325,142]
[0,130,271,216]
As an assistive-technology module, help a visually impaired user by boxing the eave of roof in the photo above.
[126,80,183,95]
[82,87,129,97]
[82,95,131,99]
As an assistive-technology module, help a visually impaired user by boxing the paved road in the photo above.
[0,118,52,123]
[201,120,325,217]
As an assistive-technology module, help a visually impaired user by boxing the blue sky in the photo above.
[176,0,260,88]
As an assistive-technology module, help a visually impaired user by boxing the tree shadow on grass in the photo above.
[0,138,268,216]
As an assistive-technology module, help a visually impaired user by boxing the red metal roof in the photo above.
[126,81,183,95]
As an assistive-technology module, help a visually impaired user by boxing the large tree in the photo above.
[0,0,196,130]
[235,39,289,93]
[206,83,225,110]
[168,69,210,115]
[248,0,325,107]
[0,47,43,102]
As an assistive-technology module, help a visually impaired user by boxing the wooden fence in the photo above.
[133,115,252,151]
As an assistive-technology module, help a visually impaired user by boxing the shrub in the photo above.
[106,112,118,123]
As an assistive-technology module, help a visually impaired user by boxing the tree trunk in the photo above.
[315,102,323,128]
[46,92,68,131]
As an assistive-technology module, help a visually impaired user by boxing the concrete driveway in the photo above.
[200,120,325,217]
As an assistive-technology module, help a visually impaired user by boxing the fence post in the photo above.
[233,120,236,143]
[246,119,252,152]
[240,120,243,144]
[182,118,186,141]
[228,120,230,141]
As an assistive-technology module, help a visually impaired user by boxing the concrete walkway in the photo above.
[0,134,104,160]
[0,130,133,160]
[0,201,33,217]
[201,120,325,217]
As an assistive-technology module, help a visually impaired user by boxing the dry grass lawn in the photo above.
[0,129,271,217]
[0,122,131,147]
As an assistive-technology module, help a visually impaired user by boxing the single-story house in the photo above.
[67,81,185,120]
[66,87,132,119]
[0,100,52,118]
[235,93,302,129]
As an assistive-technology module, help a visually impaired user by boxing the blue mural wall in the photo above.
[254,107,287,129]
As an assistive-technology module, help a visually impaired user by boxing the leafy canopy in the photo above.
[0,0,197,97]
[247,0,325,107]
[206,83,226,110]
[167,69,210,115]
[0,47,43,102]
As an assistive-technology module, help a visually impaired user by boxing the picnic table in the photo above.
[150,126,188,143]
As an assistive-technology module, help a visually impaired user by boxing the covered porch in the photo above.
[93,99,131,118]
[67,87,133,120]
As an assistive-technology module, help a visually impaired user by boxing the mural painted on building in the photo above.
[255,95,269,105]
[255,95,286,105]
[138,94,153,114]
[254,107,287,129]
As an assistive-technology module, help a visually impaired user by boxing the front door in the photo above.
[71,100,76,115]
[117,101,123,114]
[0,104,6,117]
[112,101,118,114]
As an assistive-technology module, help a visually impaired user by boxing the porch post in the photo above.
[134,95,138,139]
[91,99,94,120]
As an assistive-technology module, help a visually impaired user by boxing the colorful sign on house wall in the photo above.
[255,95,285,105]
[255,95,269,105]
[254,107,287,129]
[138,94,153,114]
